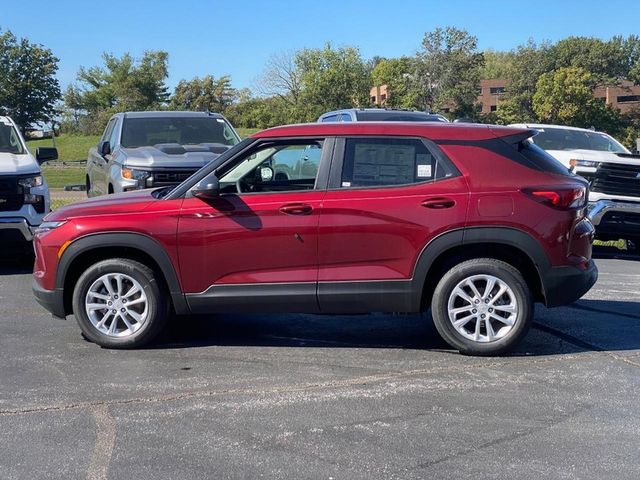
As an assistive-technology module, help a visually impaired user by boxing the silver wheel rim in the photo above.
[447,274,518,343]
[85,273,148,338]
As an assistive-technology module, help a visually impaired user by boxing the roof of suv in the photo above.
[509,123,600,133]
[118,111,226,119]
[254,122,530,142]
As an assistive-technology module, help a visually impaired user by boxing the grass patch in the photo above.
[41,166,85,188]
[27,134,100,162]
[236,127,261,138]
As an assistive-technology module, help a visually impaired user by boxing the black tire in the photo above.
[72,258,170,349]
[431,258,533,356]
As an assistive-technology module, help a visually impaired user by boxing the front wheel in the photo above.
[72,258,169,348]
[431,258,533,355]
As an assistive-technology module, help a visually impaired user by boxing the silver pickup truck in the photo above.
[86,111,240,196]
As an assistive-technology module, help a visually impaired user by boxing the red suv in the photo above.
[32,123,597,354]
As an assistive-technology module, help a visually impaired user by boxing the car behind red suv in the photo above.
[32,123,597,355]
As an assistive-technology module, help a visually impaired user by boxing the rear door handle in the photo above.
[280,203,313,215]
[421,197,456,209]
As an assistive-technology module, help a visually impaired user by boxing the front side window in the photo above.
[218,140,323,194]
[340,138,456,188]
[0,122,25,154]
[121,117,240,148]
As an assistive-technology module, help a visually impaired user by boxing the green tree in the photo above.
[497,40,554,122]
[549,37,628,82]
[170,75,237,113]
[413,27,484,116]
[533,66,620,129]
[0,29,60,132]
[371,57,417,108]
[480,50,514,79]
[71,51,169,132]
[295,44,371,120]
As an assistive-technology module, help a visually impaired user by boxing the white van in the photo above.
[0,116,57,251]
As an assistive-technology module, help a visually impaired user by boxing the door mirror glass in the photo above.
[99,140,111,156]
[35,147,58,164]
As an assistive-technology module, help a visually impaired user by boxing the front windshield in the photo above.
[0,121,25,154]
[531,128,628,153]
[121,117,240,148]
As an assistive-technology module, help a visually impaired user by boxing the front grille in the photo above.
[149,170,198,187]
[0,176,24,211]
[591,162,640,197]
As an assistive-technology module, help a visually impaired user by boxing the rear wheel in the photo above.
[431,258,533,355]
[72,258,169,348]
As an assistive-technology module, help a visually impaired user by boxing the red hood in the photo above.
[45,189,158,221]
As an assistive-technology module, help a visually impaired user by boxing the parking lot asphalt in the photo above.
[0,250,638,480]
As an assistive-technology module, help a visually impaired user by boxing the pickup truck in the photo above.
[0,116,57,253]
[588,154,640,252]
[86,111,240,196]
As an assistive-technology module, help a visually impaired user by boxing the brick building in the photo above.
[371,78,640,115]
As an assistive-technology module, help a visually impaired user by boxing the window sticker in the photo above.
[417,164,432,178]
[352,143,415,184]
[341,181,351,187]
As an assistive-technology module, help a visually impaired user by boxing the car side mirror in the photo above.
[192,176,220,200]
[99,140,111,156]
[35,147,58,164]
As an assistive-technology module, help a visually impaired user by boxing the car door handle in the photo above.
[421,197,456,209]
[280,203,313,215]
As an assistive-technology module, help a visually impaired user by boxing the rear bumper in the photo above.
[32,278,66,319]
[588,200,640,239]
[541,260,598,307]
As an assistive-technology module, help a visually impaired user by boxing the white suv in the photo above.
[0,116,57,252]
[509,123,630,182]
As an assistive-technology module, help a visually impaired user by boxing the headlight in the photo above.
[18,175,44,188]
[569,159,598,168]
[122,167,150,181]
[34,221,67,234]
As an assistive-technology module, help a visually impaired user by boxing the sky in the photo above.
[3,0,640,92]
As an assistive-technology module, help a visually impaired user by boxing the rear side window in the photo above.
[340,137,458,188]
[517,141,572,176]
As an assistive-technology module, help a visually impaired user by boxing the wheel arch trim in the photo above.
[56,232,188,314]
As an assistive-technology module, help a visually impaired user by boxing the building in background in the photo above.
[371,79,640,115]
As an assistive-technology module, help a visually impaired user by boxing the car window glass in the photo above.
[101,119,116,144]
[108,120,119,148]
[218,141,323,194]
[121,117,240,148]
[0,122,24,154]
[340,113,352,122]
[340,138,455,188]
[321,115,338,122]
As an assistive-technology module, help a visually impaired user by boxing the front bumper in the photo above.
[588,200,640,239]
[32,278,66,319]
[0,218,34,241]
[541,260,598,307]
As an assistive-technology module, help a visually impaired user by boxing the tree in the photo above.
[258,51,302,107]
[532,66,620,130]
[549,37,628,82]
[496,40,554,122]
[60,85,85,132]
[170,75,237,113]
[295,44,371,120]
[480,50,514,79]
[79,51,169,111]
[413,27,484,116]
[0,29,60,132]
[371,57,417,108]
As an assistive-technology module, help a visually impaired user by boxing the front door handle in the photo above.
[421,197,456,209]
[280,203,313,215]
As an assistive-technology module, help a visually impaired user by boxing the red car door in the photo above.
[317,136,469,312]
[177,138,331,313]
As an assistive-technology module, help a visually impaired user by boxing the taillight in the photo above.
[523,185,587,210]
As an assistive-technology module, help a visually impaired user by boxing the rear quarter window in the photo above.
[517,141,572,176]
